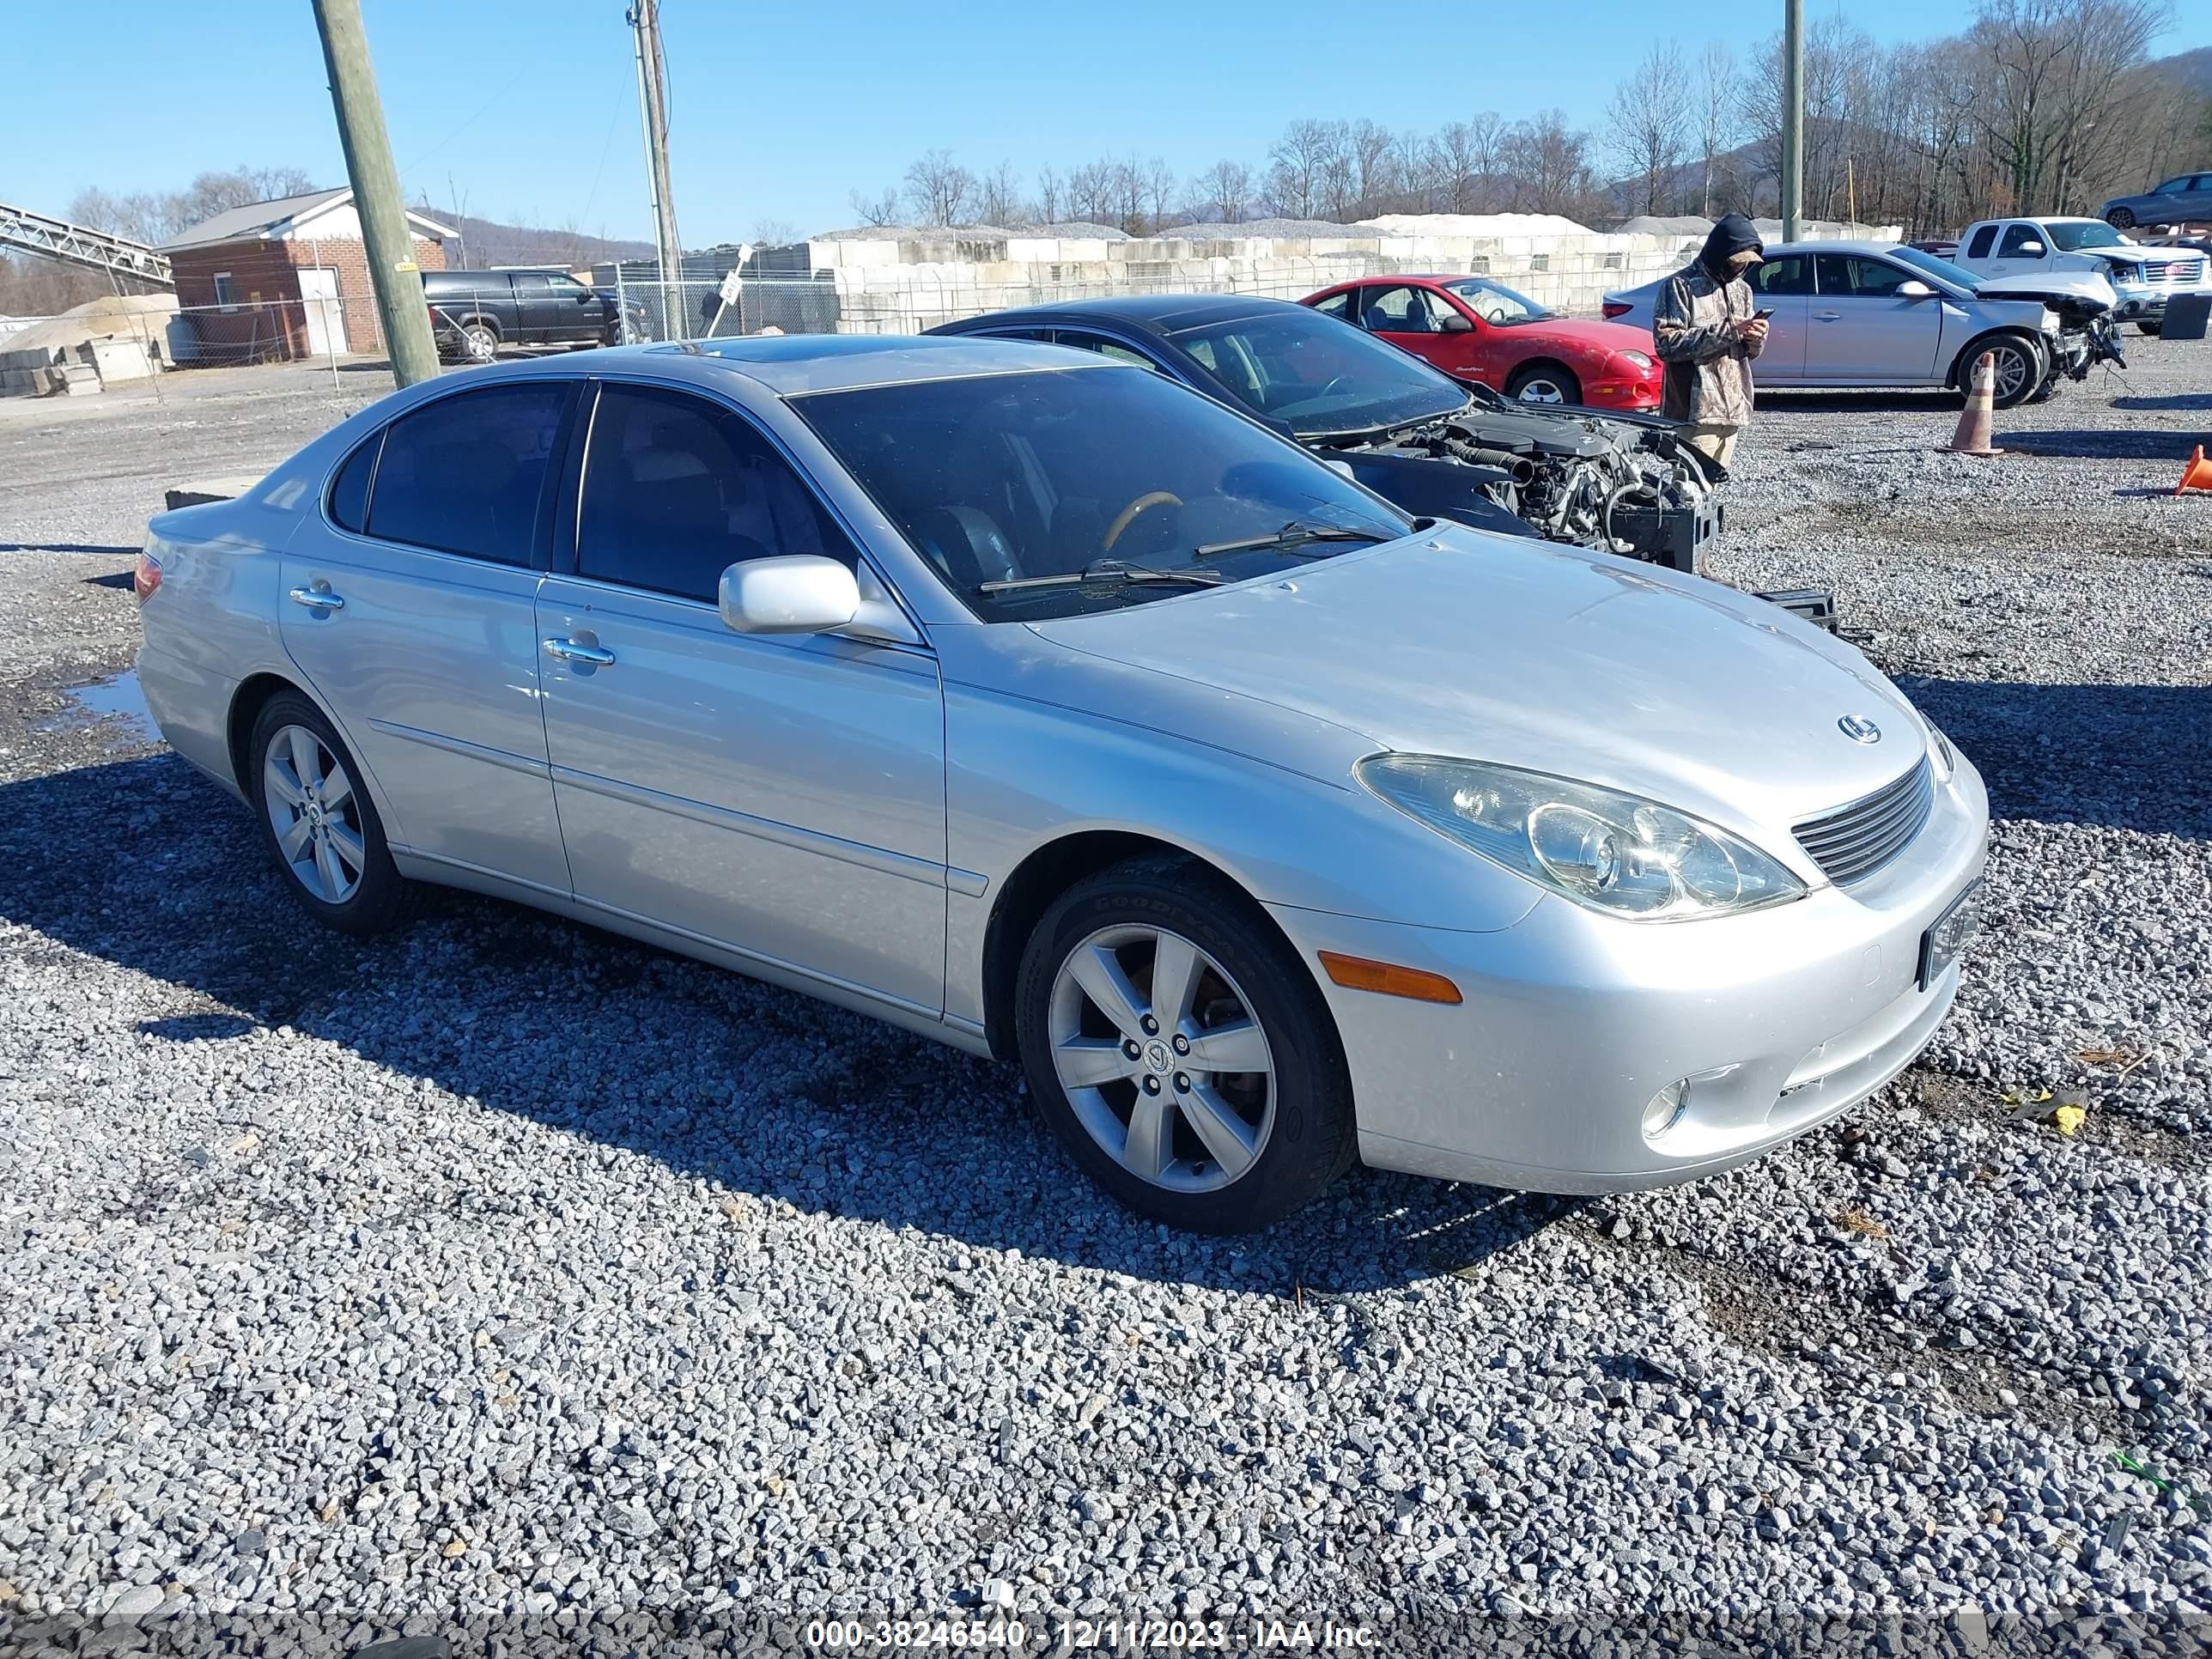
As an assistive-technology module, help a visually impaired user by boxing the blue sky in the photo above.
[7,0,2203,244]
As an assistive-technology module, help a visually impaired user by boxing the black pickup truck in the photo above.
[421,268,637,362]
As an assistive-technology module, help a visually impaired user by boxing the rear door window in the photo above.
[576,383,856,603]
[1751,256,1814,296]
[363,382,571,565]
[1966,225,1998,259]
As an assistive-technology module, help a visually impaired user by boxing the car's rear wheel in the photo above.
[1506,362,1581,405]
[1014,857,1355,1233]
[1957,333,2042,410]
[249,693,419,935]
[2106,207,2135,229]
[461,321,499,363]
[2139,320,2163,337]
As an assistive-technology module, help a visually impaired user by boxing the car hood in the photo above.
[1976,269,2116,306]
[1025,530,1925,837]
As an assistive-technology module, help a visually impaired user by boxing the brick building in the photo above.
[160,189,453,363]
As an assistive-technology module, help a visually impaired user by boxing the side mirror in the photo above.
[2017,240,2045,257]
[719,555,859,635]
[1896,280,1935,298]
[1438,312,1474,334]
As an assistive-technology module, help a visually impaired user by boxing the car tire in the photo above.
[1956,333,2042,410]
[1014,855,1356,1233]
[249,692,420,937]
[460,321,500,363]
[2139,320,2162,337]
[2106,208,2135,229]
[1506,362,1581,405]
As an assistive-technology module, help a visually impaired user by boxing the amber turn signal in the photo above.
[1317,951,1463,1005]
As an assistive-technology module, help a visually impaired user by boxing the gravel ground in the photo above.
[0,343,2208,1655]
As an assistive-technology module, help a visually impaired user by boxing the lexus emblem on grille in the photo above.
[1838,714,1881,744]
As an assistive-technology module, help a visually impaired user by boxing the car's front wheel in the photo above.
[1507,362,1581,405]
[250,693,419,935]
[2106,207,2136,229]
[1958,333,2043,410]
[1014,857,1355,1233]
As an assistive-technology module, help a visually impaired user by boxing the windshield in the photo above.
[1889,246,1980,293]
[1442,276,1553,324]
[2046,221,2127,252]
[793,366,1411,622]
[1164,307,1468,438]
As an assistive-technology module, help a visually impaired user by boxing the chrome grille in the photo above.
[1793,757,1935,885]
[2142,257,2205,286]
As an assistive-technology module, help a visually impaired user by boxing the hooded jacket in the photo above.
[1653,214,1765,427]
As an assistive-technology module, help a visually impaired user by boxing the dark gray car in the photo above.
[421,268,634,362]
[2102,172,2212,230]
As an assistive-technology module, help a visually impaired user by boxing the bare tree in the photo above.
[902,149,975,227]
[68,164,319,246]
[1695,43,1738,216]
[1190,159,1254,223]
[1501,111,1597,215]
[1966,0,2170,215]
[1348,118,1397,216]
[1139,157,1178,233]
[1607,41,1692,215]
[975,161,1024,228]
[1268,118,1342,220]
[848,185,901,227]
[1036,164,1062,226]
[1066,159,1117,225]
[750,217,796,246]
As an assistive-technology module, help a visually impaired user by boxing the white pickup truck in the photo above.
[1953,216,2209,334]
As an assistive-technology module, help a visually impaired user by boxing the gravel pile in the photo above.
[0,344,2205,1651]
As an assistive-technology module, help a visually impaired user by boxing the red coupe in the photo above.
[1300,275,1663,411]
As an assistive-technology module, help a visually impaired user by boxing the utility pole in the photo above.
[1781,0,1805,242]
[629,0,683,325]
[311,0,440,387]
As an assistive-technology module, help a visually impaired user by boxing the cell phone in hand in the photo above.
[1753,307,1775,320]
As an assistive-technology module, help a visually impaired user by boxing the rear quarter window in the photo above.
[326,433,380,533]
[363,382,572,566]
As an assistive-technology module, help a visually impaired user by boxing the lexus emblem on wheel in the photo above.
[1838,714,1882,744]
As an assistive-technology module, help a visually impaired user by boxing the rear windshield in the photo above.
[793,366,1410,622]
[1164,307,1468,438]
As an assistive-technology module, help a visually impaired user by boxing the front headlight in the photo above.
[1617,349,1655,369]
[1356,755,1807,921]
[1925,721,1956,781]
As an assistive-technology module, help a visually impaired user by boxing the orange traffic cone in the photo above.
[2176,445,2212,495]
[1944,351,2002,457]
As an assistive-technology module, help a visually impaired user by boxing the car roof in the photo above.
[630,332,1108,395]
[939,292,1306,333]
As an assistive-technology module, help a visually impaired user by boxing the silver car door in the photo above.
[1745,253,1812,383]
[279,380,576,897]
[1806,255,1943,382]
[535,380,948,1016]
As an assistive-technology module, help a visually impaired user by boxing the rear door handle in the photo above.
[1814,311,1841,321]
[544,637,616,666]
[288,585,344,611]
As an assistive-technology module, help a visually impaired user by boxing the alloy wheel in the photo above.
[1048,924,1275,1194]
[465,325,497,362]
[263,724,366,904]
[1990,345,2032,403]
[1516,377,1568,404]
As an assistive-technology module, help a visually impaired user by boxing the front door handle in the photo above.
[1814,311,1841,321]
[544,637,616,666]
[288,585,344,611]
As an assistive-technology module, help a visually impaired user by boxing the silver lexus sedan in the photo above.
[134,336,1988,1232]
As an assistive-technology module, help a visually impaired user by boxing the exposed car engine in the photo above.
[1336,392,1722,570]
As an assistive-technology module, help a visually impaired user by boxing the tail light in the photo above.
[1601,301,1632,319]
[132,550,162,601]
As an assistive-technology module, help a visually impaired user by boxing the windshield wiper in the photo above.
[1192,520,1403,560]
[978,557,1226,595]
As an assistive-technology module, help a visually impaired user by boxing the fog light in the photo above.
[1641,1079,1689,1142]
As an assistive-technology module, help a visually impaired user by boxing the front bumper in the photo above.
[1272,751,1989,1194]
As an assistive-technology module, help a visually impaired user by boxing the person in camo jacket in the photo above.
[1653,212,1771,471]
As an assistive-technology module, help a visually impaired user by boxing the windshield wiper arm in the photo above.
[1192,520,1401,560]
[978,558,1225,595]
